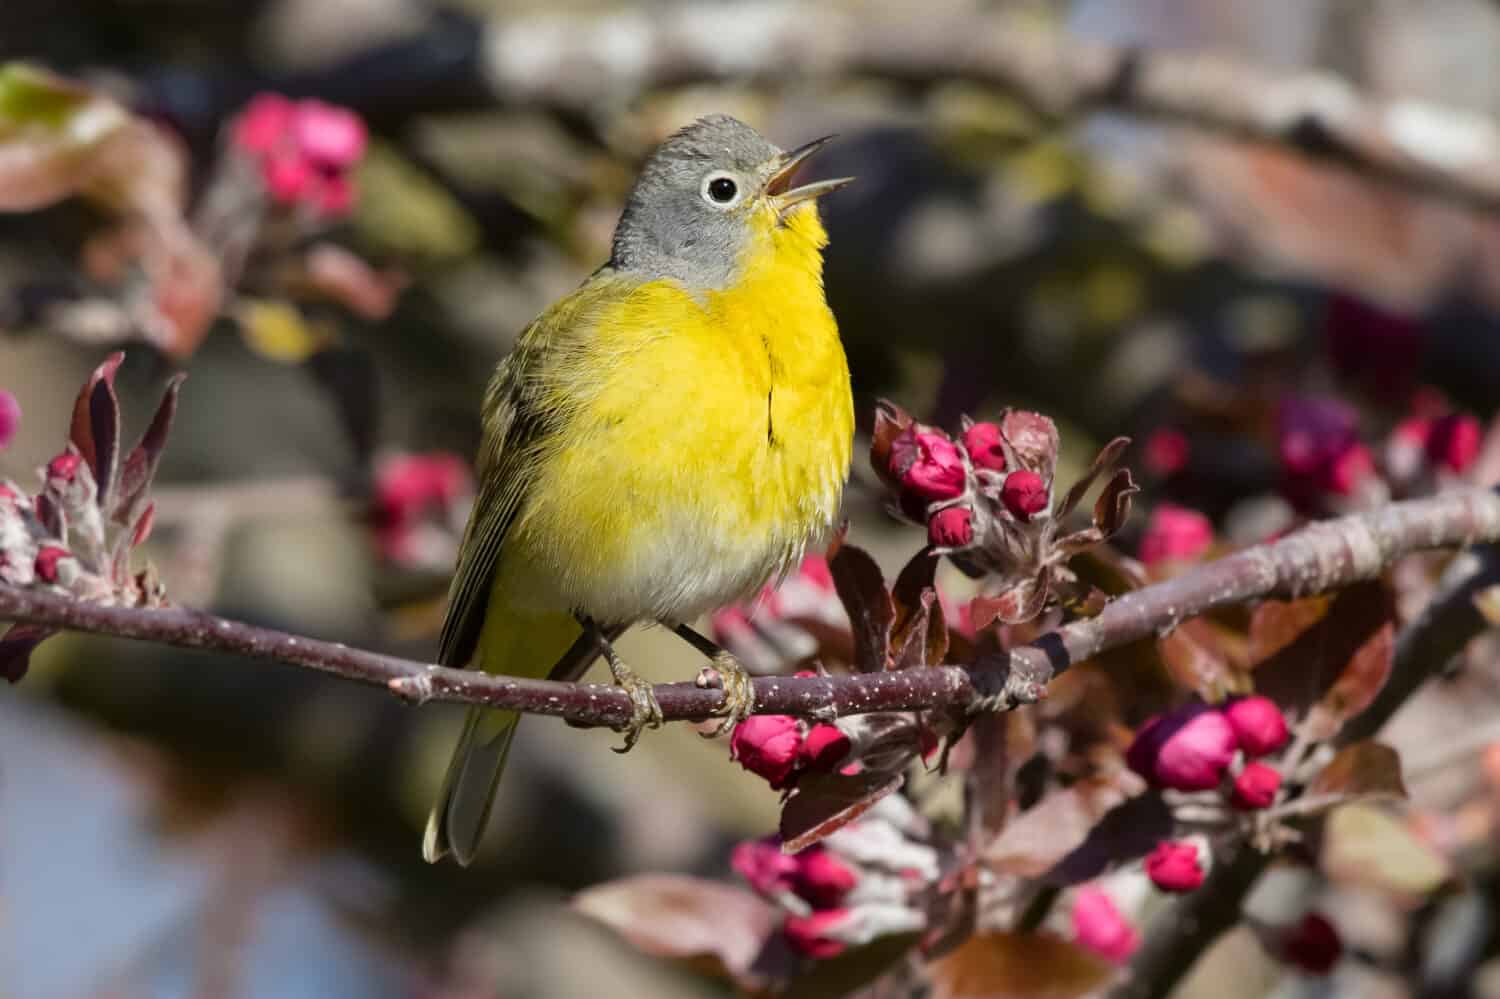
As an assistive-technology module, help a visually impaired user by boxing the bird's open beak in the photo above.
[767,135,854,213]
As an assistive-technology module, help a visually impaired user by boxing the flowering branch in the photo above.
[2,487,1498,728]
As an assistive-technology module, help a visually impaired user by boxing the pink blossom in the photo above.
[233,93,295,154]
[0,391,19,450]
[927,505,973,548]
[1138,504,1212,567]
[1278,912,1342,975]
[730,715,803,789]
[1144,427,1189,478]
[962,422,1007,472]
[46,452,82,484]
[889,428,966,501]
[800,724,850,773]
[731,836,799,897]
[1231,762,1282,810]
[262,151,313,205]
[1000,469,1047,521]
[372,452,471,562]
[33,545,70,584]
[1426,412,1482,474]
[795,846,858,909]
[1145,841,1204,893]
[1071,887,1139,964]
[1127,704,1237,791]
[783,909,851,959]
[1276,396,1374,508]
[293,100,368,170]
[1224,696,1289,757]
[1325,443,1375,496]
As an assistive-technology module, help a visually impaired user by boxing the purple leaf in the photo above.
[0,623,54,683]
[69,352,123,506]
[780,770,904,853]
[115,372,184,524]
[1056,436,1130,521]
[830,544,895,673]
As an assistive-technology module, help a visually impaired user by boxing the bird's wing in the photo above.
[437,268,637,669]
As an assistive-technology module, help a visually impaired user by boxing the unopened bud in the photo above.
[1231,762,1282,810]
[1127,704,1236,791]
[47,452,82,483]
[783,909,851,959]
[730,715,803,789]
[801,724,851,773]
[1071,887,1139,964]
[1000,470,1047,521]
[34,545,71,584]
[1426,412,1482,474]
[961,422,1007,472]
[927,506,973,548]
[1224,696,1289,757]
[889,428,966,502]
[1145,841,1204,893]
[795,846,859,909]
[0,390,18,450]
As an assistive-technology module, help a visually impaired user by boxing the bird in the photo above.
[423,115,855,865]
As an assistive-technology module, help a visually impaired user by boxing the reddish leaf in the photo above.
[1092,467,1138,538]
[781,932,922,999]
[0,623,53,683]
[870,399,914,490]
[1067,545,1149,597]
[573,875,782,989]
[1056,436,1130,520]
[1251,582,1394,726]
[69,352,123,503]
[830,544,894,672]
[1248,596,1330,664]
[970,569,1051,628]
[984,779,1127,878]
[1309,741,1407,800]
[1042,792,1175,886]
[115,373,184,524]
[1322,803,1450,897]
[1306,621,1394,741]
[1000,410,1060,483]
[929,931,1117,999]
[891,548,946,668]
[1159,620,1242,702]
[780,770,903,853]
[300,243,405,320]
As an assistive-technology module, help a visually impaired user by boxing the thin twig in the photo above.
[480,5,1500,213]
[1,489,1498,733]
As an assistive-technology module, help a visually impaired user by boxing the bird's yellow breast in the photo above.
[507,206,853,623]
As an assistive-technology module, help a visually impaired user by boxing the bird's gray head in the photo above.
[610,114,853,290]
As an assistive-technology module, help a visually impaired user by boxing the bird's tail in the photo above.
[423,605,581,866]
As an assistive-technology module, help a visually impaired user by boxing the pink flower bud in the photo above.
[262,150,313,204]
[730,715,803,789]
[292,100,368,170]
[795,846,858,908]
[962,422,1007,472]
[1426,413,1481,474]
[1144,427,1189,478]
[0,390,19,450]
[317,175,357,219]
[1127,704,1237,791]
[34,545,70,584]
[1231,762,1282,810]
[1324,442,1375,496]
[234,93,294,154]
[801,724,850,773]
[1138,504,1213,567]
[1145,841,1204,893]
[1224,696,1289,757]
[783,909,850,959]
[46,452,82,483]
[1071,887,1139,965]
[889,428,966,501]
[731,836,799,897]
[1000,469,1047,521]
[1278,913,1342,975]
[927,505,973,548]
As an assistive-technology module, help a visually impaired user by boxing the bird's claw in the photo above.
[702,651,756,738]
[609,659,663,753]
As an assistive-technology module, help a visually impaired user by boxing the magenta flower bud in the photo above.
[262,151,313,205]
[730,715,803,789]
[1144,427,1189,478]
[927,505,973,548]
[293,100,368,170]
[800,724,850,773]
[1426,413,1481,474]
[783,909,851,959]
[1324,442,1375,496]
[1224,696,1289,757]
[1138,504,1213,567]
[1127,704,1237,791]
[888,427,965,501]
[794,846,858,909]
[1279,913,1342,975]
[34,545,70,584]
[233,93,294,154]
[1000,469,1047,521]
[46,452,82,483]
[1071,887,1139,965]
[0,390,19,450]
[1231,762,1282,810]
[731,836,799,897]
[316,175,357,219]
[962,422,1007,472]
[1145,841,1204,893]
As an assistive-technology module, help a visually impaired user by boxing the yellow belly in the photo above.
[503,208,853,624]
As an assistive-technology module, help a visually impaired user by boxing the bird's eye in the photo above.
[702,172,741,207]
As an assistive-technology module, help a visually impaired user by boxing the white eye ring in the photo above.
[700,171,743,208]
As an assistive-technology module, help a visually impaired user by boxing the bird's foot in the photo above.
[703,651,756,738]
[606,651,663,753]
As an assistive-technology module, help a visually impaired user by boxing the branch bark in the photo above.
[2,489,1498,734]
[481,5,1500,212]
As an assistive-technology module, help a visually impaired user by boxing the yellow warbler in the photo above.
[425,115,854,865]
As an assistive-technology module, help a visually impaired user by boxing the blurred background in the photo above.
[5,0,1500,996]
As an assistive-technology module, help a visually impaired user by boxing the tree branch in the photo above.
[2,489,1499,734]
[481,5,1500,212]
